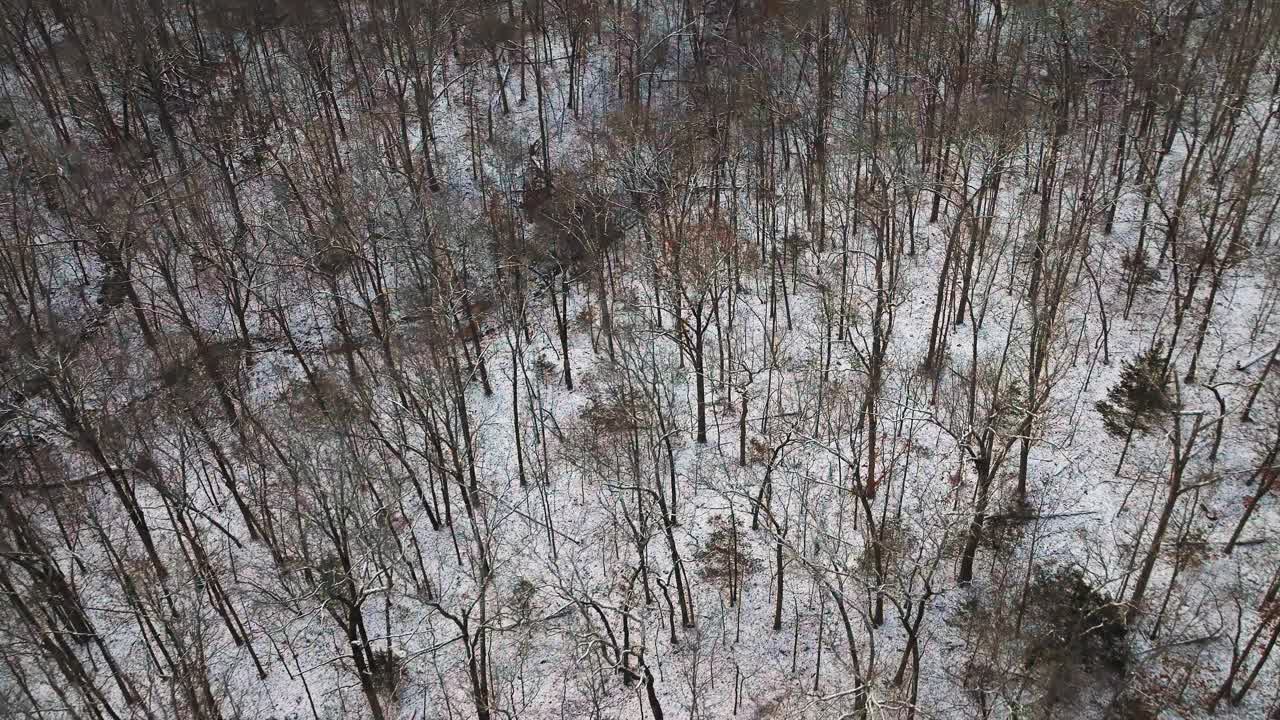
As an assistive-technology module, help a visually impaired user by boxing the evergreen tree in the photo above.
[1096,342,1175,438]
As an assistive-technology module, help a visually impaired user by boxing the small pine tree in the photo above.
[1025,565,1129,675]
[1095,342,1174,438]
[1121,249,1161,288]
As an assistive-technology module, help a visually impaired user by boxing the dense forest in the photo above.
[1,0,1279,717]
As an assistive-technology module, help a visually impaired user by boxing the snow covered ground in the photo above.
[2,4,1279,720]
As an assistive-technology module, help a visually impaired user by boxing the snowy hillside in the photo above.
[1,1,1279,719]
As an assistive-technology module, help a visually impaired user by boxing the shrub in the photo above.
[696,515,757,581]
[1105,691,1160,720]
[581,384,647,432]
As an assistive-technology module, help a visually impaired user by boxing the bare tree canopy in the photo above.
[2,0,1280,718]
